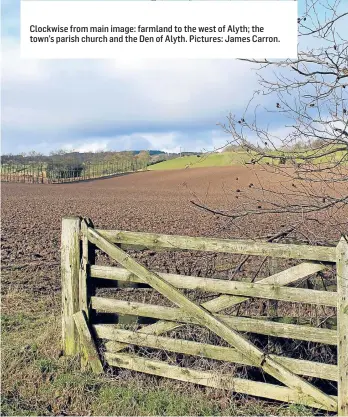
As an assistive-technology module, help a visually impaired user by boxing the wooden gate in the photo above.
[61,216,348,415]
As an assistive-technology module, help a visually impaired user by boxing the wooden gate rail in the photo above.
[98,327,338,381]
[105,352,337,411]
[91,261,334,353]
[90,297,337,345]
[88,227,338,411]
[90,265,337,306]
[61,216,348,415]
[95,229,337,262]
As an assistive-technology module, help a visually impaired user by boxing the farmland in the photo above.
[0,158,146,184]
[1,166,346,416]
[149,148,348,171]
[148,152,250,170]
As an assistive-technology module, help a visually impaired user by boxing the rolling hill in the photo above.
[148,152,249,170]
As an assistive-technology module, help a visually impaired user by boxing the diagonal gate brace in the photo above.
[90,261,326,350]
[88,227,337,412]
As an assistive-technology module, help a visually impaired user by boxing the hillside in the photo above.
[148,152,249,170]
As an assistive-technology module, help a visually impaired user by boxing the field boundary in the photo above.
[1,160,146,184]
[61,216,348,415]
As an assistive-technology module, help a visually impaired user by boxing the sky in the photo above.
[1,0,345,155]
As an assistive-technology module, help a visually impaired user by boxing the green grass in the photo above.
[1,290,320,416]
[148,147,347,171]
[148,152,249,171]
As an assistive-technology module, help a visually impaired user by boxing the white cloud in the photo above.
[62,140,110,153]
[1,32,262,153]
[17,129,233,155]
[7,0,336,153]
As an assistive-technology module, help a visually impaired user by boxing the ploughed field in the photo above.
[2,166,346,416]
[1,166,343,295]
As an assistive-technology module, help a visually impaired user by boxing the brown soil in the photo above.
[1,166,343,294]
[1,166,342,415]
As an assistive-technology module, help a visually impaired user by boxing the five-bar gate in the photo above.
[61,216,348,415]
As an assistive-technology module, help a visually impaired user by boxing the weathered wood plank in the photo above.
[105,352,337,411]
[100,327,337,381]
[273,355,337,382]
[92,298,337,346]
[85,218,97,326]
[202,262,327,311]
[79,220,89,316]
[90,265,335,306]
[91,263,329,355]
[268,258,279,318]
[337,236,348,416]
[96,229,336,262]
[92,262,325,287]
[88,227,337,411]
[73,311,103,374]
[61,216,81,355]
[79,220,90,369]
[117,277,139,326]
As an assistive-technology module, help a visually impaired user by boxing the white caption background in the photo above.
[21,1,298,59]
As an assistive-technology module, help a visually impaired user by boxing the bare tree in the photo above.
[192,0,348,245]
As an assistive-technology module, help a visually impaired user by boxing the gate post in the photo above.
[61,216,81,355]
[337,236,348,416]
[79,218,95,319]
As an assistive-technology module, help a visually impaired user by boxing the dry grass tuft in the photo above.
[1,286,333,416]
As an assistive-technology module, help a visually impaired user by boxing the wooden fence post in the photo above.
[337,236,348,416]
[79,218,96,317]
[61,216,81,355]
[79,220,89,317]
[268,257,278,318]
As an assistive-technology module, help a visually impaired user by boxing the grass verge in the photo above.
[1,288,325,416]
